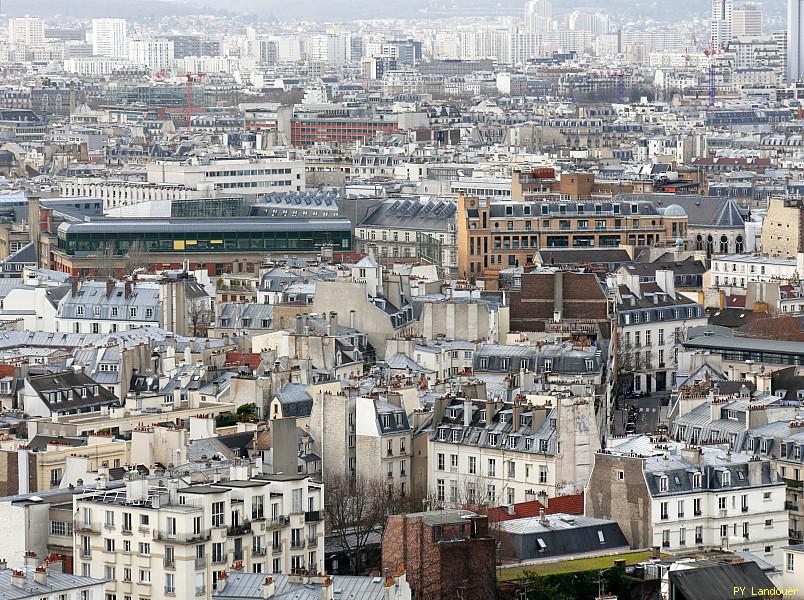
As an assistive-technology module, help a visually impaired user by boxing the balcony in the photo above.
[227,521,252,536]
[790,529,803,542]
[304,511,322,523]
[196,586,206,596]
[103,521,115,530]
[662,541,670,548]
[74,520,100,534]
[291,540,305,549]
[233,550,244,562]
[786,501,800,511]
[660,513,669,521]
[79,549,91,559]
[307,537,318,548]
[695,536,703,544]
[693,510,702,517]
[784,478,804,489]
[272,544,282,555]
[164,587,176,596]
[154,530,211,544]
[267,516,289,529]
[194,557,206,570]
[253,547,267,557]
[163,558,175,569]
[211,556,226,566]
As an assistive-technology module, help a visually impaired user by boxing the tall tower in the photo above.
[789,0,804,82]
[525,0,553,33]
[91,18,128,58]
[732,2,763,38]
[711,0,733,50]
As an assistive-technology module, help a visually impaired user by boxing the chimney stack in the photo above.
[10,570,24,588]
[321,576,334,600]
[217,571,227,592]
[34,565,46,585]
[262,576,276,598]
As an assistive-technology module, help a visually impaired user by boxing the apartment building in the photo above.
[355,396,412,495]
[428,389,601,505]
[456,195,685,282]
[710,254,798,290]
[586,440,788,568]
[613,269,707,392]
[73,469,325,600]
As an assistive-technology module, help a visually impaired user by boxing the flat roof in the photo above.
[685,333,804,356]
[58,217,352,235]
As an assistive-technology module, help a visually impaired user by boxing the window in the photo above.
[720,525,728,538]
[766,519,773,528]
[450,454,458,471]
[659,476,668,492]
[693,498,702,516]
[763,492,772,501]
[788,552,795,572]
[718,497,726,510]
[437,453,444,470]
[212,542,224,563]
[104,538,115,552]
[145,308,154,319]
[212,501,225,527]
[165,573,175,595]
[436,479,444,502]
[617,470,624,481]
[677,500,684,518]
[129,307,136,318]
[252,495,264,520]
[139,569,150,583]
[468,456,477,475]
[488,459,496,477]
[660,502,668,520]
[539,465,548,484]
[139,542,150,555]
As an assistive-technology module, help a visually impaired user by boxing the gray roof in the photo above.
[0,567,103,599]
[616,193,745,229]
[274,383,313,418]
[59,281,161,322]
[685,333,804,356]
[58,217,352,235]
[358,197,456,232]
[213,573,394,600]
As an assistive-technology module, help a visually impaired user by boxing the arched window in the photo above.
[706,235,714,256]
[720,235,729,254]
[735,235,744,253]
[695,234,703,251]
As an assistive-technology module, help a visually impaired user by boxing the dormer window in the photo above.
[488,433,498,446]
[452,430,460,442]
[508,436,518,449]
[525,438,532,450]
[693,472,701,488]
[722,471,731,486]
[659,476,668,492]
[539,439,548,452]
[438,428,447,441]
[479,410,486,423]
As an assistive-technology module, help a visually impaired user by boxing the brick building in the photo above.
[382,510,497,600]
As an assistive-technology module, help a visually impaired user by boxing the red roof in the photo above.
[225,351,261,371]
[726,295,746,308]
[0,364,15,378]
[486,493,584,522]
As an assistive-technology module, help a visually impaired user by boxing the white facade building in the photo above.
[128,39,174,72]
[788,0,804,82]
[711,0,734,50]
[8,17,45,47]
[73,470,325,600]
[710,254,798,290]
[92,18,128,58]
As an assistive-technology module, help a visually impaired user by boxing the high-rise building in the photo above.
[790,0,804,81]
[128,39,174,72]
[8,17,44,47]
[711,0,734,49]
[525,0,552,33]
[732,2,763,38]
[92,18,128,58]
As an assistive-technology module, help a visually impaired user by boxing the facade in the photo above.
[8,18,45,47]
[790,0,804,82]
[761,197,804,258]
[428,390,601,505]
[585,440,788,568]
[91,18,128,58]
[73,470,325,599]
[382,510,497,600]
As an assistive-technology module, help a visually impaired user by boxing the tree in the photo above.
[236,403,258,422]
[94,242,118,279]
[123,241,148,275]
[745,314,804,342]
[188,302,215,337]
[324,473,411,575]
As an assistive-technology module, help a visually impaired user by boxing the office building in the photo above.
[525,0,553,33]
[732,3,763,38]
[711,0,734,50]
[92,18,128,58]
[8,17,44,47]
[128,39,174,72]
[789,0,804,81]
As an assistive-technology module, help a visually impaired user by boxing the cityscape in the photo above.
[2,0,804,598]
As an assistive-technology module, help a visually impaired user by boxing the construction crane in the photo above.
[704,47,718,106]
[180,72,205,129]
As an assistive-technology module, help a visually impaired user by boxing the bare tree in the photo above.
[94,242,118,279]
[188,302,215,337]
[324,473,411,575]
[123,241,148,275]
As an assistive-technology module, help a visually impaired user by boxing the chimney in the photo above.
[70,277,79,297]
[681,446,702,465]
[512,400,525,430]
[539,508,547,526]
[321,576,334,600]
[217,571,227,592]
[463,399,473,427]
[295,314,303,335]
[124,280,133,300]
[656,269,676,299]
[106,279,115,297]
[10,570,24,588]
[27,195,40,248]
[34,565,46,585]
[262,576,276,598]
[350,309,356,329]
[747,455,763,485]
[531,406,547,431]
[0,558,6,570]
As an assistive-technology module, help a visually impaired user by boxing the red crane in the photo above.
[180,72,205,129]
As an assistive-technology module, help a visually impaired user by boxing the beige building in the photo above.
[762,197,804,258]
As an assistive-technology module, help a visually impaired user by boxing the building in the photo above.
[53,217,353,277]
[732,3,763,38]
[91,18,128,58]
[525,0,553,33]
[613,270,707,392]
[8,18,45,47]
[145,156,305,195]
[0,564,105,600]
[128,39,174,72]
[456,195,685,283]
[585,439,788,568]
[709,254,798,290]
[711,0,734,50]
[382,510,496,600]
[56,281,161,334]
[73,470,325,599]
[428,390,601,505]
[22,371,119,419]
[761,197,804,258]
[211,571,412,599]
[790,0,804,82]
[782,544,804,592]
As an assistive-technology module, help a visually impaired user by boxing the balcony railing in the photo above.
[267,516,290,528]
[195,586,206,596]
[790,529,803,542]
[662,541,670,548]
[163,558,175,569]
[74,520,100,534]
[304,511,321,523]
[695,536,703,544]
[227,521,251,536]
[253,547,267,556]
[233,550,244,562]
[154,530,211,544]
[786,501,800,511]
[194,557,206,570]
[291,540,305,549]
[165,587,176,596]
[741,506,749,513]
[307,537,318,547]
[272,544,282,554]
